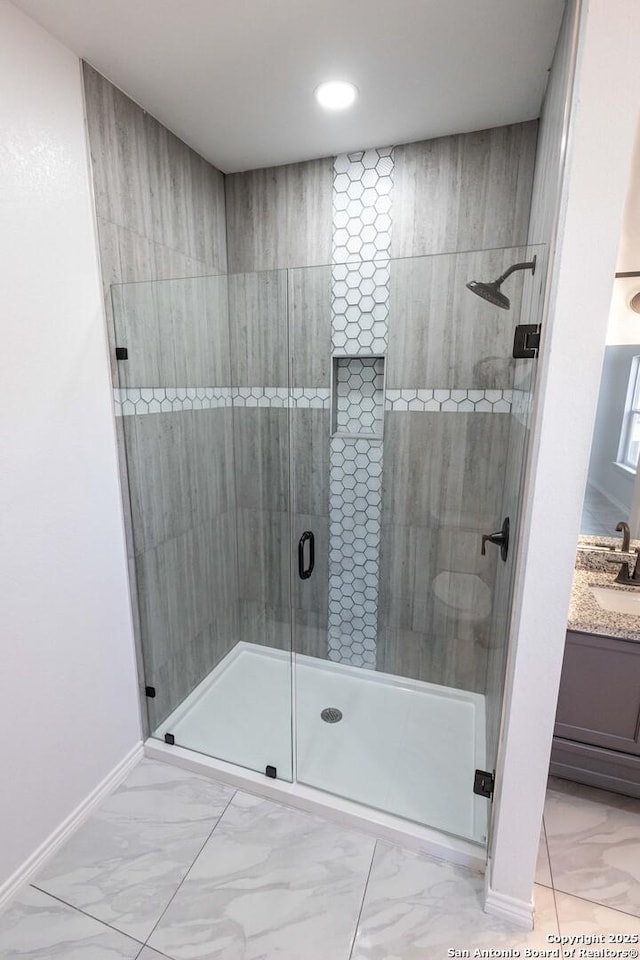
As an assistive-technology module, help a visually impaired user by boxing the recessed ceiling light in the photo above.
[315,81,358,111]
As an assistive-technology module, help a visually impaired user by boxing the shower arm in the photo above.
[494,257,536,286]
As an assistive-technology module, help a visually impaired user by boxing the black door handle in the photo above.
[298,531,315,580]
[481,517,510,562]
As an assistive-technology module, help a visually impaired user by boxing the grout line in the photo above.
[540,817,564,948]
[98,214,220,276]
[553,886,640,923]
[29,884,145,947]
[142,789,238,948]
[542,816,556,892]
[134,945,172,960]
[347,839,379,960]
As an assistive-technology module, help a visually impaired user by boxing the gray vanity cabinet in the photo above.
[550,630,640,797]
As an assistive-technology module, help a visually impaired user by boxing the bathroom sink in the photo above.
[590,586,640,616]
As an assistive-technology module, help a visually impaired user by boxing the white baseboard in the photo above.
[0,741,143,911]
[484,884,534,930]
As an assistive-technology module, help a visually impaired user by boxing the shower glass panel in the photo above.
[111,272,294,780]
[291,245,545,844]
[110,245,544,844]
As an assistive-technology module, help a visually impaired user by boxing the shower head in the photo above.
[465,279,511,310]
[466,256,537,310]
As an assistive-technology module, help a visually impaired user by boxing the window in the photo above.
[618,356,640,471]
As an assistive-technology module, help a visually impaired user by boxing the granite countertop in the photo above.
[569,535,640,641]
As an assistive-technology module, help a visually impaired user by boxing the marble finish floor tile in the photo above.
[138,950,172,959]
[536,821,553,888]
[148,791,375,960]
[35,759,235,941]
[351,842,559,960]
[0,886,142,960]
[544,781,640,917]
[555,891,640,935]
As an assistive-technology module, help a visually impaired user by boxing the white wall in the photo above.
[606,277,640,346]
[488,0,640,922]
[606,119,640,347]
[0,0,141,898]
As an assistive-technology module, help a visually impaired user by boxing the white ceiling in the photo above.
[11,0,565,173]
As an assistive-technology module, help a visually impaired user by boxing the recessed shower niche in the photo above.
[331,355,385,438]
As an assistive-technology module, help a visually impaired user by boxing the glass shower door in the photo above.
[290,246,544,842]
[112,271,294,780]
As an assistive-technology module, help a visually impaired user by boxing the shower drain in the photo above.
[321,707,343,724]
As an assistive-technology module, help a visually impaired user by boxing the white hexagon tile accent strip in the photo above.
[384,389,513,413]
[328,147,395,668]
[328,438,383,668]
[114,386,233,416]
[112,385,514,416]
[331,147,393,357]
[113,386,331,414]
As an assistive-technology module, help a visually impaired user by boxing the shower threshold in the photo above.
[149,642,488,867]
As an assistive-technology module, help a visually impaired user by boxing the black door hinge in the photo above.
[512,324,541,359]
[265,765,277,779]
[473,769,495,800]
[164,733,175,745]
[145,686,156,699]
[115,346,128,360]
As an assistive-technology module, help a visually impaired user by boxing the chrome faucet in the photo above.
[616,521,631,553]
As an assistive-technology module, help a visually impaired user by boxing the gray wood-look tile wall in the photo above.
[392,121,538,260]
[84,64,235,730]
[379,124,538,691]
[84,64,227,281]
[289,266,333,388]
[387,246,528,390]
[378,412,509,692]
[228,271,288,386]
[222,119,538,694]
[291,411,331,660]
[225,158,334,273]
[87,49,542,733]
[113,275,231,389]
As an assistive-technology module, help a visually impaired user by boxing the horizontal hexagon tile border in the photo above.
[113,386,328,415]
[384,388,513,413]
[113,386,514,416]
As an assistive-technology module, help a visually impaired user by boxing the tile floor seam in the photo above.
[205,779,375,846]
[553,888,640,922]
[28,883,146,948]
[541,818,565,950]
[135,947,172,960]
[544,817,556,891]
[347,838,379,960]
[141,787,238,950]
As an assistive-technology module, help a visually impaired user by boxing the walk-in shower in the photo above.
[111,242,543,851]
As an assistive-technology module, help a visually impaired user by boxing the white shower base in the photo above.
[154,641,487,844]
